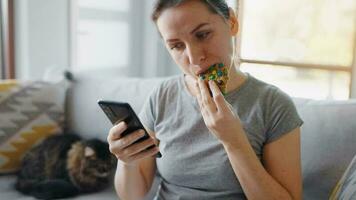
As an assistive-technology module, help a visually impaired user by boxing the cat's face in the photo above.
[81,140,116,178]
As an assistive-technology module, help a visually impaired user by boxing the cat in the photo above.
[15,133,116,199]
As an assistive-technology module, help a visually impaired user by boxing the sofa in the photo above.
[0,71,356,200]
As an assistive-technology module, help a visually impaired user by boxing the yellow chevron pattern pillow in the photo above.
[0,80,66,174]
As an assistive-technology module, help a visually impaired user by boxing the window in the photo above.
[71,0,131,72]
[237,0,356,100]
[226,0,237,10]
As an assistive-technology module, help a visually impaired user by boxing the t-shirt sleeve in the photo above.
[265,88,304,143]
[138,86,158,133]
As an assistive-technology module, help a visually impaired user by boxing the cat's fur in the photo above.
[15,133,116,199]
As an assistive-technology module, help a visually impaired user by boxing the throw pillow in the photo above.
[0,79,66,174]
[330,154,356,199]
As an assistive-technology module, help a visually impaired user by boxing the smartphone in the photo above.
[98,100,161,158]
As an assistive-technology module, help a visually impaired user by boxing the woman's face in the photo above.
[156,0,238,79]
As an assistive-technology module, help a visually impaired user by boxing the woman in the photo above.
[107,0,303,199]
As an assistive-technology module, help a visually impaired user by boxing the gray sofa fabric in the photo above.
[295,99,356,199]
[1,74,355,199]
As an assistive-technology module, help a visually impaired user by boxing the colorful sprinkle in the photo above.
[223,69,228,75]
[198,62,228,95]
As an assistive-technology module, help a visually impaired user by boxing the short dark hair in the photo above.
[151,0,230,23]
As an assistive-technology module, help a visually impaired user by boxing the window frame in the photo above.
[0,0,15,79]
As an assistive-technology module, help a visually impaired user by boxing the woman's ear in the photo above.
[228,7,239,36]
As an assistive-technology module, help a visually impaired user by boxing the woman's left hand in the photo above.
[195,78,244,145]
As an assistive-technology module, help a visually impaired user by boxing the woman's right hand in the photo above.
[107,121,159,166]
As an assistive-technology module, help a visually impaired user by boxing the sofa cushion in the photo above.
[294,99,356,199]
[0,80,66,174]
[66,73,166,141]
[330,154,356,199]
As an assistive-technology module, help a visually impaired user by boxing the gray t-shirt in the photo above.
[139,73,303,200]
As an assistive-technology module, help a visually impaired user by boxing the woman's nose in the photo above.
[186,45,206,65]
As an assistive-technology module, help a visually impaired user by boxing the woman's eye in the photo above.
[170,43,184,50]
[196,31,210,40]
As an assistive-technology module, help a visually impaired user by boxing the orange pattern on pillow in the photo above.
[0,125,59,172]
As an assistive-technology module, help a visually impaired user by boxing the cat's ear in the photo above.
[84,146,95,157]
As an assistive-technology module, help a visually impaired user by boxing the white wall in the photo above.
[137,0,178,78]
[14,0,70,80]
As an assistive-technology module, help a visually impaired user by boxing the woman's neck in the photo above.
[184,66,247,97]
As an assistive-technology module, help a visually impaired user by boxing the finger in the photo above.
[110,129,146,152]
[209,80,225,112]
[126,146,160,163]
[198,79,215,112]
[120,137,157,159]
[195,81,210,117]
[194,81,203,109]
[225,102,237,117]
[197,78,211,100]
[108,121,127,141]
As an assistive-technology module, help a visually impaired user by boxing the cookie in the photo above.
[198,63,229,95]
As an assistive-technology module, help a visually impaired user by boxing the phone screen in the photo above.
[108,105,130,124]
